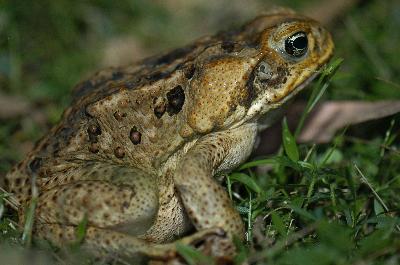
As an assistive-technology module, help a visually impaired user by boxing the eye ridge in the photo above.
[284,31,308,58]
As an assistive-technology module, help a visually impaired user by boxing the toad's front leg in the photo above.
[174,123,258,240]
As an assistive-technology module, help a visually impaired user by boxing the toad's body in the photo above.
[5,9,333,261]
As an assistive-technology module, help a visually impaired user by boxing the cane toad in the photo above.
[5,8,333,262]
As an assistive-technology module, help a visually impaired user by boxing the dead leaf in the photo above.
[101,36,149,67]
[299,101,400,143]
[0,94,48,134]
[254,100,400,157]
[0,93,31,119]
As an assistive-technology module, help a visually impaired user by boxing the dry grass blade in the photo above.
[248,223,317,263]
[354,164,400,232]
[0,186,20,210]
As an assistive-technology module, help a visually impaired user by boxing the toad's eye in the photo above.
[284,31,308,57]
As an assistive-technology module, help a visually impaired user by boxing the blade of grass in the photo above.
[237,158,277,170]
[294,58,344,138]
[0,194,4,220]
[271,212,286,237]
[282,117,299,162]
[230,173,262,194]
[303,143,316,162]
[289,204,317,221]
[246,192,253,242]
[233,235,249,265]
[0,187,20,210]
[320,127,348,167]
[380,119,395,157]
[176,243,215,265]
[226,174,233,200]
[75,215,88,244]
[239,156,301,171]
[354,164,400,232]
[22,173,38,247]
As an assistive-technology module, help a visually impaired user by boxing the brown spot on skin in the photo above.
[14,177,21,186]
[122,201,129,209]
[260,66,289,88]
[184,64,196,79]
[114,147,125,159]
[166,85,185,115]
[3,178,9,188]
[154,103,166,119]
[29,157,42,173]
[87,122,101,143]
[89,143,99,153]
[129,127,142,145]
[113,111,126,121]
[221,41,236,53]
[87,124,101,135]
[104,200,111,207]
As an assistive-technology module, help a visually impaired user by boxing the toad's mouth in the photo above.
[270,70,320,108]
[237,69,322,130]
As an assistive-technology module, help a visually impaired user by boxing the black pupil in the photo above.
[293,35,307,50]
[285,32,308,57]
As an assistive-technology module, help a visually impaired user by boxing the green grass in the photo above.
[218,58,400,264]
[1,0,400,264]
